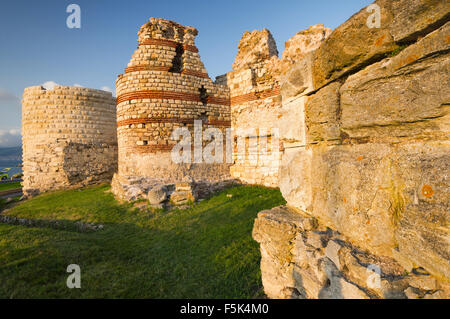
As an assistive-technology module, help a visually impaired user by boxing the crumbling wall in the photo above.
[219,25,330,187]
[21,86,117,196]
[113,18,233,201]
[254,0,450,299]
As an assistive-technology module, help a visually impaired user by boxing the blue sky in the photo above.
[0,0,372,147]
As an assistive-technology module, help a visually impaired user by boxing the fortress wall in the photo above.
[253,0,450,299]
[220,26,331,187]
[21,85,117,196]
[114,18,232,188]
[218,30,282,188]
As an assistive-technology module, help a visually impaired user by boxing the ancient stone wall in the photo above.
[254,0,450,299]
[21,86,117,196]
[113,18,232,200]
[218,26,331,187]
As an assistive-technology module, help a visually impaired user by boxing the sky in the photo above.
[0,0,373,147]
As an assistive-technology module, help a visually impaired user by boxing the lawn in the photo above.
[0,181,21,192]
[0,184,285,298]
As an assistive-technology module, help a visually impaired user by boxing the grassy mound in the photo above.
[0,184,285,298]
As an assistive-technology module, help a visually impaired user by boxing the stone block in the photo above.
[279,147,312,213]
[312,0,450,89]
[148,185,168,205]
[340,22,450,139]
[305,82,342,143]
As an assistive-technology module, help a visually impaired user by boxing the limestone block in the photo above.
[148,185,168,205]
[280,25,332,74]
[407,273,438,291]
[312,0,396,89]
[302,141,450,281]
[305,82,342,143]
[279,147,312,213]
[252,206,429,299]
[232,29,278,71]
[388,0,450,43]
[312,0,450,89]
[277,95,307,145]
[280,52,314,101]
[252,206,308,299]
[340,22,450,139]
[170,191,195,205]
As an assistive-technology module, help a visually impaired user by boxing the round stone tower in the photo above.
[21,85,117,196]
[114,18,232,190]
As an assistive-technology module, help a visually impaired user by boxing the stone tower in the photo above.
[21,85,117,196]
[114,18,232,194]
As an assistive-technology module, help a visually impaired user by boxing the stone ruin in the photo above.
[216,25,331,187]
[20,0,450,298]
[21,86,117,197]
[252,0,450,299]
[111,18,234,205]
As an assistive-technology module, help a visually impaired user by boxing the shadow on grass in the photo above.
[0,184,284,298]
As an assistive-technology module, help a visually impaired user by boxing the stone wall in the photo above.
[21,86,117,196]
[254,0,450,299]
[218,25,331,187]
[113,18,233,200]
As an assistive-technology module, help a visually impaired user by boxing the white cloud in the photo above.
[0,88,18,101]
[100,86,113,93]
[42,81,59,90]
[0,129,21,147]
[73,83,84,87]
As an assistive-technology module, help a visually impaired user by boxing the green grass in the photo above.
[0,184,285,298]
[0,181,21,192]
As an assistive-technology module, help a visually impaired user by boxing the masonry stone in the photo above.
[21,85,117,196]
[253,0,450,299]
[112,18,233,200]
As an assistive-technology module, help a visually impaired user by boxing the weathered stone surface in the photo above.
[114,18,232,198]
[340,22,450,140]
[276,137,449,285]
[305,82,342,143]
[310,141,449,280]
[281,25,332,72]
[278,95,307,144]
[389,0,450,43]
[279,25,330,100]
[312,0,450,89]
[252,206,309,299]
[22,86,118,196]
[148,185,168,205]
[278,147,312,212]
[232,29,278,71]
[312,0,397,89]
[253,206,448,299]
[408,273,438,291]
[170,191,195,205]
[280,53,315,101]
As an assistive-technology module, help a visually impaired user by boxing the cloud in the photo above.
[73,83,84,87]
[0,129,21,147]
[42,81,59,90]
[0,88,18,101]
[100,86,112,92]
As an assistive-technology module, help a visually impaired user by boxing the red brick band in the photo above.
[139,39,199,53]
[117,117,231,128]
[181,69,210,79]
[125,65,171,73]
[124,65,209,79]
[130,145,174,153]
[230,87,281,106]
[116,90,230,106]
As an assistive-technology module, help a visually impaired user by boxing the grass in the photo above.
[0,181,21,192]
[0,184,285,298]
